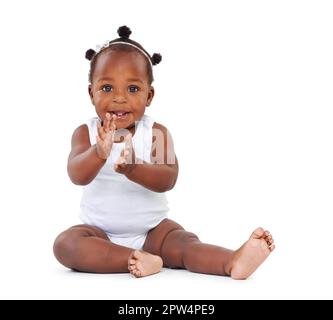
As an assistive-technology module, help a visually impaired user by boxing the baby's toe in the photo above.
[251,227,265,239]
[136,270,142,277]
[269,244,275,251]
[133,269,142,278]
[130,266,138,276]
[265,235,273,243]
[128,265,136,271]
[130,271,137,278]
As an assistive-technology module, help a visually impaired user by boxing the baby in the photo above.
[53,26,275,279]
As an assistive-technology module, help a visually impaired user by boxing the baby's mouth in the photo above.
[108,111,130,119]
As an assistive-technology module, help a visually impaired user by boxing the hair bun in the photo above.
[85,49,96,61]
[151,53,162,65]
[117,25,132,39]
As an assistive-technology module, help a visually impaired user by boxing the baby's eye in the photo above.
[102,85,112,92]
[128,85,139,93]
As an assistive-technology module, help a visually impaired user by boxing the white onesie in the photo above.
[79,114,169,249]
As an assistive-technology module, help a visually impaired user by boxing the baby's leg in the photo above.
[145,221,233,275]
[144,219,274,279]
[53,224,133,273]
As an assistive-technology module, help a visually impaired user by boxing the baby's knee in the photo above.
[175,230,200,244]
[53,230,79,269]
[161,230,200,268]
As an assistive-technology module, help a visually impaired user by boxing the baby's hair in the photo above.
[86,26,162,85]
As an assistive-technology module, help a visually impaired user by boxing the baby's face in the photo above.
[89,50,154,131]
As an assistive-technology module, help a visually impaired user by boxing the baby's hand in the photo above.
[114,133,137,175]
[96,113,116,160]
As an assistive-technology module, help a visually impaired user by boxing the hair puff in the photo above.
[151,53,162,65]
[117,25,132,39]
[85,49,96,61]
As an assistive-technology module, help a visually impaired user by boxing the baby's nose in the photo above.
[112,95,126,103]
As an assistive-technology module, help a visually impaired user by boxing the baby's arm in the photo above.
[67,114,116,185]
[116,123,178,193]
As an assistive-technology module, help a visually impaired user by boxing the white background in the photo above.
[0,0,332,299]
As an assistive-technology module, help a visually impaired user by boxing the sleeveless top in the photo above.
[79,115,169,237]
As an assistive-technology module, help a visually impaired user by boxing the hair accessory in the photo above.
[85,25,162,67]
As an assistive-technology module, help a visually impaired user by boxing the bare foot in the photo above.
[128,250,163,278]
[228,227,275,280]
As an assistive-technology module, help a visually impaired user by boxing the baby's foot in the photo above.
[128,250,163,278]
[228,227,275,280]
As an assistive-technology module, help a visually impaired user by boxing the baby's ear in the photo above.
[88,85,94,104]
[146,86,155,107]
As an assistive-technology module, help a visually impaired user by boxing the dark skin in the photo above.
[54,49,274,279]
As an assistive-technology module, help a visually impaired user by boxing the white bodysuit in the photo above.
[79,115,169,249]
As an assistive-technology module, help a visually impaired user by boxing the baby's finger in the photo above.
[124,133,135,163]
[119,157,127,166]
[124,150,130,157]
[125,133,133,149]
[114,161,126,172]
[97,121,106,140]
[104,112,111,132]
[116,157,127,168]
[110,114,117,131]
[115,155,124,165]
[106,127,115,142]
[109,119,116,142]
[120,148,130,158]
